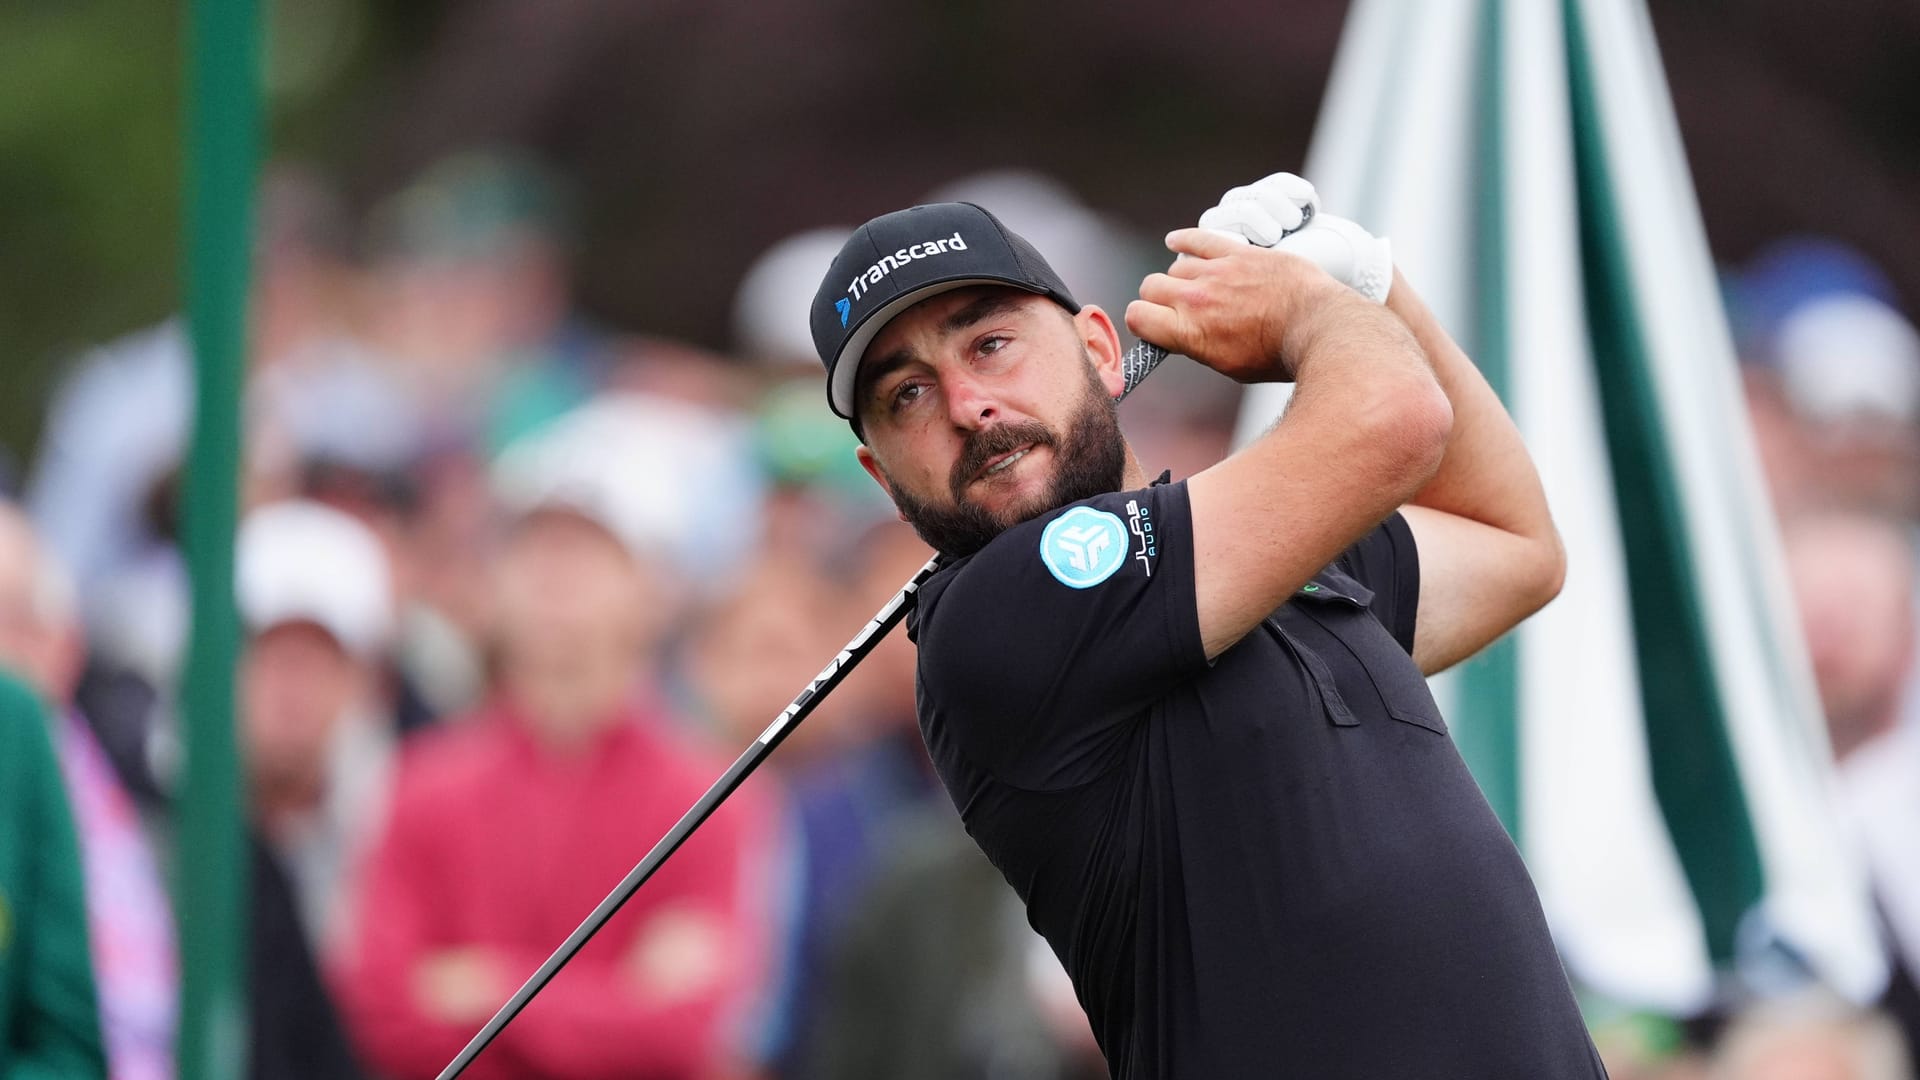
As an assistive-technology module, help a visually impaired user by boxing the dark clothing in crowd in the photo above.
[250,837,366,1080]
[811,808,1104,1080]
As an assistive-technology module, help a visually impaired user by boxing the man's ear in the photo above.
[855,446,910,523]
[1074,304,1126,399]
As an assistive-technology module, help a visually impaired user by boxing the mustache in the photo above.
[949,420,1055,501]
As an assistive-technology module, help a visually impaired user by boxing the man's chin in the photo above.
[988,487,1065,529]
[892,488,1024,560]
[960,469,1058,527]
[895,483,1064,559]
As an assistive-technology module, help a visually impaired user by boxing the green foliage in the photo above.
[0,0,185,466]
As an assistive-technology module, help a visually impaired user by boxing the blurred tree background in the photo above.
[0,0,181,465]
[3,0,1916,467]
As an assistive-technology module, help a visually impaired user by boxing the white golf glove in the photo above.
[1197,172,1394,304]
[1197,172,1320,244]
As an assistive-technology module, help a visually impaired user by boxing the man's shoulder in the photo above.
[912,481,1187,666]
[913,500,1089,646]
[931,484,1180,604]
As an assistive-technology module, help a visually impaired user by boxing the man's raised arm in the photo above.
[1383,273,1566,673]
[1127,229,1453,661]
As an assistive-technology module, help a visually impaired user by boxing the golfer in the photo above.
[808,175,1607,1078]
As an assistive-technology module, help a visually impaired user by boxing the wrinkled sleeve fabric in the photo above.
[915,482,1207,791]
[1334,511,1421,656]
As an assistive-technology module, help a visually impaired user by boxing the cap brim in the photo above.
[829,276,1051,419]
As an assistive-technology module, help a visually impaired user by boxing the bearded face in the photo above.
[852,286,1131,559]
[881,352,1125,557]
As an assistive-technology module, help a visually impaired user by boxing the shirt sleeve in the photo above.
[1334,511,1421,656]
[915,481,1207,791]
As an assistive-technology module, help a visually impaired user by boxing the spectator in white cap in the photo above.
[1731,238,1920,520]
[491,391,764,585]
[237,498,396,956]
[734,227,856,373]
[1772,294,1920,519]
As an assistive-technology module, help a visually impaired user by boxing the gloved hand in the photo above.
[1197,172,1320,245]
[1197,172,1394,304]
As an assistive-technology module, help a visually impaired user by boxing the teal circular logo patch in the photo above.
[1039,506,1128,589]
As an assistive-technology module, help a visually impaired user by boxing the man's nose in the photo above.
[944,371,1000,430]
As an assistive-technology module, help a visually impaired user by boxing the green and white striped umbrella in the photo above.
[1236,0,1885,1014]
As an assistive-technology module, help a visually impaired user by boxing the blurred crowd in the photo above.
[2,147,1920,1080]
[0,151,1188,1080]
[1590,237,1920,1080]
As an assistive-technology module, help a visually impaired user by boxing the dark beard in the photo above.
[886,359,1126,559]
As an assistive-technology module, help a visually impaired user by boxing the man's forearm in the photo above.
[1170,243,1452,661]
[1384,271,1557,547]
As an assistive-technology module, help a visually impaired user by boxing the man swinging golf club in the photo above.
[809,174,1608,1078]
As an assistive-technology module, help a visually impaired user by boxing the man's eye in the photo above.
[977,335,1007,356]
[890,381,926,412]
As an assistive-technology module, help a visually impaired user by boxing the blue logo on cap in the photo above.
[1039,506,1128,589]
[835,297,851,327]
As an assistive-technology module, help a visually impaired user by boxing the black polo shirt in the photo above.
[907,478,1607,1079]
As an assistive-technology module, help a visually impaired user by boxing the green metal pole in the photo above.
[177,0,260,1073]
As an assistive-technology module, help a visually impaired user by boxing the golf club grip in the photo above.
[1119,201,1313,396]
[1119,339,1170,398]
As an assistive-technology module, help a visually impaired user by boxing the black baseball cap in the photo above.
[812,202,1079,424]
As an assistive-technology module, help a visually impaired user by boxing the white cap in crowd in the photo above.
[490,392,764,580]
[237,500,395,660]
[922,168,1144,318]
[1775,294,1920,427]
[733,226,855,367]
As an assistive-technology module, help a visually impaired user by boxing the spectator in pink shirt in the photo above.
[336,414,780,1080]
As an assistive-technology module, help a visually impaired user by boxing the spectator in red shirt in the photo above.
[336,416,781,1080]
